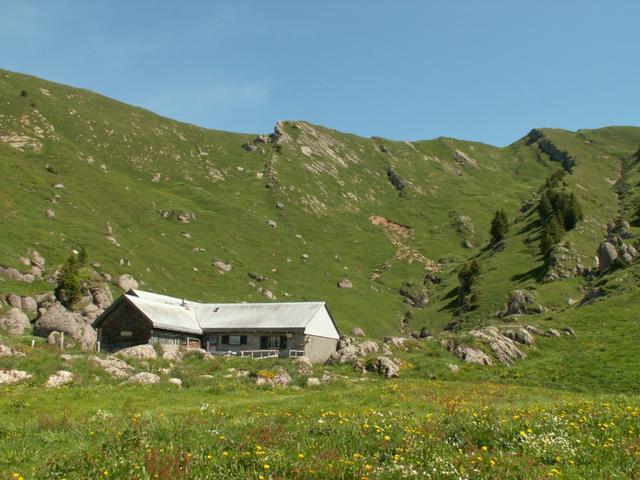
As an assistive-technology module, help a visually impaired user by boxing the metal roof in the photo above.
[119,290,340,339]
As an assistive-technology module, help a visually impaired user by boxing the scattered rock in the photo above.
[399,283,429,307]
[125,372,160,385]
[351,327,365,337]
[337,278,353,289]
[116,344,157,360]
[470,327,526,366]
[447,363,460,373]
[307,377,321,386]
[45,208,55,218]
[248,272,266,282]
[383,336,408,348]
[503,328,535,346]
[357,341,380,355]
[563,326,576,336]
[21,296,38,314]
[177,212,193,223]
[255,368,292,387]
[367,356,400,378]
[47,331,62,345]
[295,356,314,376]
[90,355,133,378]
[547,329,562,337]
[6,293,22,309]
[444,340,494,366]
[0,369,31,384]
[419,327,431,338]
[0,307,31,336]
[213,260,232,273]
[168,378,182,387]
[525,325,545,336]
[117,274,139,291]
[0,343,24,357]
[266,219,277,228]
[45,370,74,388]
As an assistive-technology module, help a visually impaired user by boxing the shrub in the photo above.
[54,247,88,308]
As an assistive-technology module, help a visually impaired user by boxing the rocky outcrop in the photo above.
[503,328,535,346]
[255,367,292,387]
[383,336,408,348]
[0,369,31,384]
[0,307,31,336]
[116,344,157,360]
[597,242,618,270]
[444,340,494,366]
[366,356,400,378]
[503,290,540,316]
[0,343,25,357]
[125,372,160,385]
[470,327,526,366]
[90,355,133,378]
[45,370,74,388]
[526,129,576,172]
[90,286,113,310]
[399,283,429,308]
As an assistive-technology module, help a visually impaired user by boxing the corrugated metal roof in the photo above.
[127,295,203,335]
[124,290,339,339]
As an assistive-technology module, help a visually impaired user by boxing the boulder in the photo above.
[547,329,561,337]
[213,260,232,273]
[503,328,535,346]
[177,212,192,223]
[36,292,56,308]
[295,356,314,376]
[337,278,353,289]
[351,327,365,337]
[0,369,31,384]
[367,356,400,378]
[34,302,92,341]
[525,325,545,336]
[357,341,379,355]
[117,274,139,291]
[383,336,408,348]
[0,307,31,336]
[90,355,133,378]
[255,368,292,387]
[307,377,321,386]
[45,370,74,388]
[21,296,38,314]
[116,344,158,360]
[45,208,55,218]
[563,326,576,336]
[597,242,618,271]
[81,303,102,322]
[28,249,46,269]
[504,290,536,316]
[168,378,182,387]
[6,293,22,309]
[90,285,113,309]
[266,219,277,228]
[327,344,359,364]
[447,363,460,373]
[125,372,160,385]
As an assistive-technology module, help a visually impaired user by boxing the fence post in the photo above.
[97,341,101,353]
[60,332,64,350]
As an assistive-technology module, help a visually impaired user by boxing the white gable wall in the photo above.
[304,306,340,340]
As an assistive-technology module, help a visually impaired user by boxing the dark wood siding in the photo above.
[98,300,153,350]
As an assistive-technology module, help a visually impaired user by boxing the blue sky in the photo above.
[1,1,638,145]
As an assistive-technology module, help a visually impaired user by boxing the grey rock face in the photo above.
[0,307,30,336]
[597,242,618,271]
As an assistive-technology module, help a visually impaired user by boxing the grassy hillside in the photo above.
[0,68,639,344]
